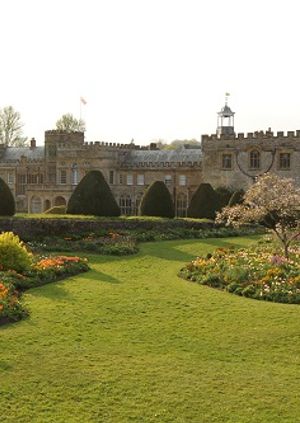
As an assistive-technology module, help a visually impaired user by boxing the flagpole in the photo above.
[79,97,87,122]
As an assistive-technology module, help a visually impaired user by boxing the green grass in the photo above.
[1,236,300,423]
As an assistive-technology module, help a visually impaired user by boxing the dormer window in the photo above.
[250,150,260,169]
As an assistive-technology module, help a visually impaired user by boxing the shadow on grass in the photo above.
[140,236,261,262]
[29,281,73,300]
[81,269,121,284]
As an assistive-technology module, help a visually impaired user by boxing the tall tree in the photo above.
[56,113,85,132]
[0,106,27,147]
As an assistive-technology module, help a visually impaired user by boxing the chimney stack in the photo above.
[30,137,36,149]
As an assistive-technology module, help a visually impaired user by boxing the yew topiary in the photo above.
[187,183,219,219]
[67,170,120,216]
[0,177,15,216]
[215,186,234,211]
[139,181,175,218]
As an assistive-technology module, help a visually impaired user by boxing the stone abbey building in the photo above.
[0,101,299,215]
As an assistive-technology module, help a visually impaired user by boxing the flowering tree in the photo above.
[216,173,300,257]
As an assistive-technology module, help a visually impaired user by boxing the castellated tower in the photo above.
[202,98,300,190]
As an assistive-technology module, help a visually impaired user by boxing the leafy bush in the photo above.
[0,232,32,273]
[187,183,219,219]
[179,242,300,304]
[139,181,175,218]
[44,205,66,214]
[0,177,15,216]
[67,170,120,216]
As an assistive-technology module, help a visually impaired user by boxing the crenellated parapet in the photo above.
[82,141,143,150]
[202,130,300,142]
[45,130,84,135]
[120,160,202,169]
[45,130,85,146]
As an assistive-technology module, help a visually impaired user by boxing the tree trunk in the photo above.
[284,243,289,259]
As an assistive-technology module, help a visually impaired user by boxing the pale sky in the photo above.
[1,0,300,145]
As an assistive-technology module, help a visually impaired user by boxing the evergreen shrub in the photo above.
[67,170,120,216]
[187,183,219,219]
[139,181,175,218]
[0,177,15,216]
[215,186,234,211]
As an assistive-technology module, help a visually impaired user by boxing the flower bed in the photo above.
[0,254,89,325]
[26,226,263,255]
[28,233,138,255]
[0,281,26,324]
[178,242,300,304]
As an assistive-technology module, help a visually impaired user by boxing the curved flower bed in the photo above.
[0,282,26,324]
[179,244,300,304]
[0,255,89,325]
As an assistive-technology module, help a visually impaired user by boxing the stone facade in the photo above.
[0,103,299,216]
[202,130,300,190]
[0,131,202,216]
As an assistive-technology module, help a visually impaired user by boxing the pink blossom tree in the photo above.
[216,173,300,257]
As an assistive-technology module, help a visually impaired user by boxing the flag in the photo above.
[80,96,87,105]
[225,92,230,97]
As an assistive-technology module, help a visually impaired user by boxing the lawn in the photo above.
[1,236,300,423]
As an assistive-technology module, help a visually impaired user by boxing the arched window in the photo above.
[250,150,260,169]
[31,196,42,213]
[54,196,66,206]
[176,193,187,217]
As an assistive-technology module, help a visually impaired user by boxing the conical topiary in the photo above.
[215,186,234,211]
[66,170,120,216]
[139,181,175,218]
[187,183,218,219]
[0,177,15,216]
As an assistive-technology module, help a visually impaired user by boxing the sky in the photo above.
[1,0,300,146]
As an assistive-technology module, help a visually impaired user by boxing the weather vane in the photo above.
[225,92,230,105]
